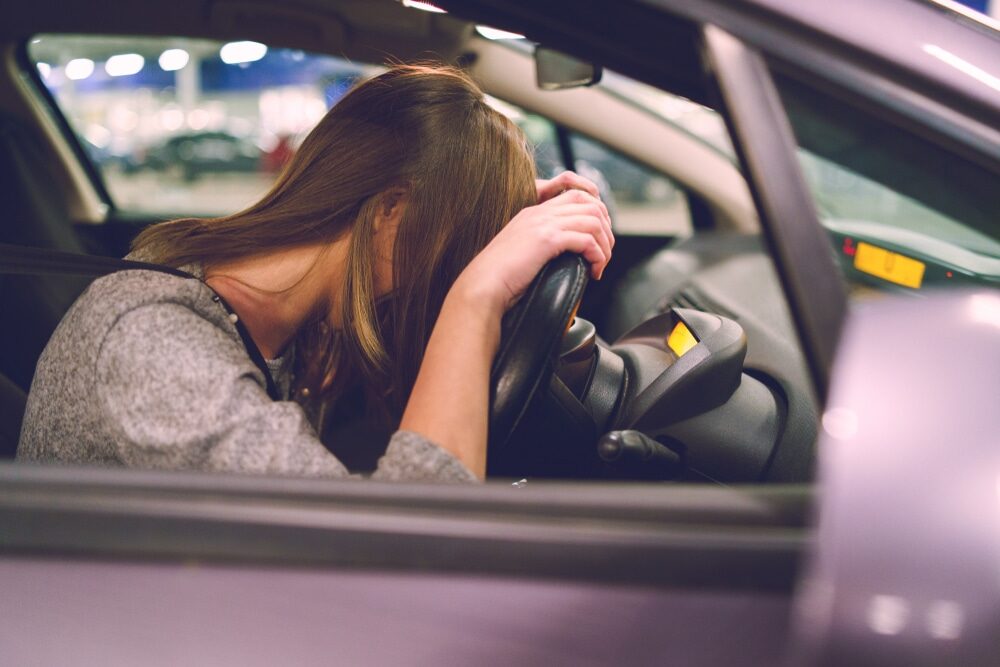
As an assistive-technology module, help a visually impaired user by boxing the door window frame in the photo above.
[2,1,815,588]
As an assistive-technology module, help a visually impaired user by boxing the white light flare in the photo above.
[220,41,267,65]
[64,58,95,81]
[867,595,910,636]
[822,407,858,441]
[105,53,144,77]
[925,600,964,641]
[922,44,1000,94]
[968,293,1000,330]
[483,94,524,121]
[401,1,446,13]
[158,48,190,72]
[475,25,525,40]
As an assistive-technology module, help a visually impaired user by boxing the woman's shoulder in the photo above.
[87,266,201,302]
[63,267,230,348]
[91,267,202,306]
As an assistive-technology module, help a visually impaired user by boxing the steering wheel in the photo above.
[488,253,589,453]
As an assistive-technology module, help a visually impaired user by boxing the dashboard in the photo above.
[488,233,820,483]
[824,219,1000,296]
[594,223,999,483]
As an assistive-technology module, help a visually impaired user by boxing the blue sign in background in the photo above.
[72,48,362,105]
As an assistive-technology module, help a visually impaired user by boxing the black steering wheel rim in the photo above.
[488,253,589,451]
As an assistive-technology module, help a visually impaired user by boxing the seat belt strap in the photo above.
[0,243,281,401]
[0,242,190,277]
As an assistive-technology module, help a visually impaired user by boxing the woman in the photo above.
[17,64,612,481]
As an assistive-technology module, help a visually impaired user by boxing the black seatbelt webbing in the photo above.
[0,243,281,401]
[0,242,190,277]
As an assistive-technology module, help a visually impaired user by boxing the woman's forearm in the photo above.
[398,180,613,480]
[398,283,502,479]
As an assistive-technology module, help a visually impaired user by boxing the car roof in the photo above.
[714,0,999,111]
[440,0,999,123]
[6,0,996,112]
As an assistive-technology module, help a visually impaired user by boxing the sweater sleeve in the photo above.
[95,302,477,482]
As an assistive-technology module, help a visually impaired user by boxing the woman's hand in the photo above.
[398,171,612,478]
[535,170,601,204]
[453,177,614,318]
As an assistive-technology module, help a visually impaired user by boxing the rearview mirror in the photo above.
[535,46,602,90]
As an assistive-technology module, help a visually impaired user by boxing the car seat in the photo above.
[0,113,92,393]
[0,113,98,458]
[0,372,26,459]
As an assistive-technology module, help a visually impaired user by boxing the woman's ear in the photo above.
[374,187,409,232]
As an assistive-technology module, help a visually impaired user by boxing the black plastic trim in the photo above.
[14,37,115,211]
[0,463,809,591]
[702,26,845,402]
[554,123,576,172]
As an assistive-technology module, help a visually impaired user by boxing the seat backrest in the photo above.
[0,371,27,459]
[0,114,93,391]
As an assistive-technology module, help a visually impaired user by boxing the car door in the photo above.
[0,1,844,664]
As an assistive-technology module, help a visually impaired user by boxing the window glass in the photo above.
[29,34,380,217]
[774,73,1000,296]
[570,133,691,237]
[599,70,734,162]
[30,35,697,239]
[486,96,692,237]
[482,95,565,178]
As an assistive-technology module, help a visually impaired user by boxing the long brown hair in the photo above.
[132,63,537,425]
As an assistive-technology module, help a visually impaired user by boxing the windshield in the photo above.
[28,34,383,217]
[597,70,735,162]
[495,37,734,163]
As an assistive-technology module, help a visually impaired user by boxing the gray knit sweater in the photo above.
[17,268,477,482]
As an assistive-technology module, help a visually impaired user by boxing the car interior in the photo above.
[0,0,995,486]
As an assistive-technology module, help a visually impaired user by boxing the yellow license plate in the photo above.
[854,242,925,289]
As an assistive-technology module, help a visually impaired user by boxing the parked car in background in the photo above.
[131,130,261,181]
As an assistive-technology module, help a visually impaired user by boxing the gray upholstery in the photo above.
[0,114,91,391]
[0,371,27,459]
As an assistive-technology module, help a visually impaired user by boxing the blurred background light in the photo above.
[105,53,144,77]
[158,48,190,72]
[220,41,267,65]
[187,108,209,130]
[160,107,185,132]
[84,124,112,149]
[107,106,139,133]
[64,58,94,81]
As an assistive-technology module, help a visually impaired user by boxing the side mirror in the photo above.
[535,46,602,90]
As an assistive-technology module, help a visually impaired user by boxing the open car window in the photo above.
[28,34,381,217]
[29,32,704,240]
[6,11,819,491]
